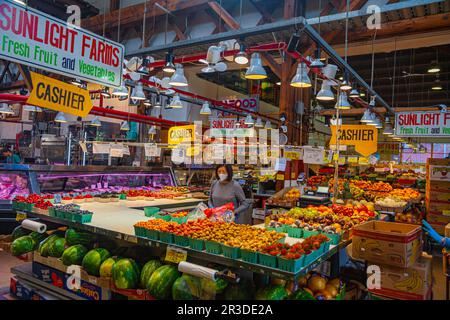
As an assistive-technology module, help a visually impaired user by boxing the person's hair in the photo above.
[215,164,233,182]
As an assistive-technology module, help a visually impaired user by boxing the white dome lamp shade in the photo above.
[90,116,101,127]
[70,78,82,86]
[255,117,263,127]
[148,125,157,135]
[163,52,176,73]
[264,120,272,129]
[23,105,42,112]
[120,121,130,131]
[0,103,14,114]
[100,86,111,98]
[349,87,360,98]
[316,80,335,101]
[234,43,249,65]
[112,83,129,97]
[143,97,152,107]
[368,115,379,126]
[310,48,325,69]
[290,62,311,88]
[374,118,383,129]
[130,83,146,100]
[360,109,373,123]
[335,92,351,110]
[200,101,212,115]
[54,111,67,123]
[244,114,254,125]
[169,64,188,87]
[170,94,183,109]
[245,53,267,80]
[153,95,162,108]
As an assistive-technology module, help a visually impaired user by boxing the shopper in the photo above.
[208,164,252,224]
[1,147,21,164]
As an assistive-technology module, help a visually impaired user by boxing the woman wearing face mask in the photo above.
[208,164,252,224]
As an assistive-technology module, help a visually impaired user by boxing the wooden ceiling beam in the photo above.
[207,1,240,30]
[261,54,282,79]
[249,0,275,24]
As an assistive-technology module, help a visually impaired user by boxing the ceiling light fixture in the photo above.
[316,80,335,101]
[100,86,111,98]
[335,92,351,110]
[112,83,129,97]
[0,103,14,115]
[244,114,254,125]
[234,43,248,65]
[290,62,311,88]
[169,64,188,87]
[90,116,101,127]
[200,101,212,115]
[169,94,183,108]
[55,111,67,123]
[255,117,263,127]
[245,53,267,80]
[70,78,82,87]
[23,105,42,112]
[130,83,146,100]
[163,52,176,73]
[431,78,443,91]
[264,120,272,129]
[349,87,360,98]
[360,109,373,123]
[427,60,440,74]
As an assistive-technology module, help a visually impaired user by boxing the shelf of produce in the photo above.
[11,263,85,300]
[17,201,351,281]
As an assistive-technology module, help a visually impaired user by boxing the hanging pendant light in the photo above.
[0,103,14,115]
[70,78,82,86]
[340,79,352,91]
[360,109,373,123]
[427,60,440,73]
[244,114,254,125]
[369,96,377,107]
[170,94,183,108]
[120,121,130,131]
[112,83,129,97]
[431,78,443,91]
[131,83,146,100]
[245,53,267,80]
[148,125,157,135]
[200,101,212,115]
[349,87,360,98]
[163,52,176,73]
[143,97,152,107]
[23,105,42,112]
[317,80,335,101]
[90,116,101,127]
[374,119,383,129]
[359,91,366,97]
[368,115,379,126]
[137,56,153,75]
[169,64,188,87]
[382,117,394,135]
[154,95,162,108]
[335,92,351,110]
[255,117,263,127]
[310,48,325,69]
[55,112,67,123]
[264,120,272,129]
[290,62,311,88]
[100,87,111,98]
[234,43,248,65]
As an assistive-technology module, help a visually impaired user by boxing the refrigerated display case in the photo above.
[173,167,215,192]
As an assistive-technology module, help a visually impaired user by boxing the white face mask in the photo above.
[218,173,228,182]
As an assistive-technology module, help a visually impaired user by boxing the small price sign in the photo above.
[16,212,27,222]
[276,173,285,181]
[165,246,187,264]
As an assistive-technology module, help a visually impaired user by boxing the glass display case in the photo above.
[173,167,215,192]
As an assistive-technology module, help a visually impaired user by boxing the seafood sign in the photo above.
[395,111,450,137]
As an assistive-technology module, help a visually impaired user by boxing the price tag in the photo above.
[16,212,27,221]
[110,147,123,158]
[348,156,358,164]
[144,143,159,157]
[276,173,285,181]
[103,182,108,188]
[165,246,187,264]
[274,158,287,171]
[97,183,102,189]
[54,194,62,204]
[91,184,96,190]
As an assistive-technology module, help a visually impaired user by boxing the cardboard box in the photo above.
[368,253,433,300]
[352,221,422,268]
[446,223,450,238]
[32,262,111,300]
[10,277,35,300]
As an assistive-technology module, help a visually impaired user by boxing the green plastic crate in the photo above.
[240,250,258,263]
[189,238,205,251]
[258,253,277,268]
[21,203,34,212]
[222,245,240,259]
[172,216,188,224]
[174,235,189,247]
[48,207,56,217]
[154,213,171,222]
[72,214,92,224]
[302,229,319,238]
[277,255,305,273]
[159,232,174,244]
[134,226,146,237]
[304,249,320,265]
[146,229,159,240]
[322,232,340,245]
[205,241,222,255]
[144,207,160,217]
[12,201,20,211]
[119,194,127,200]
[287,226,303,238]
[320,240,331,253]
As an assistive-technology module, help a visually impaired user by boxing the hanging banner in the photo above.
[168,125,196,145]
[330,125,378,157]
[209,117,254,138]
[220,97,259,114]
[0,0,124,87]
[27,72,93,117]
[302,146,325,164]
[395,111,450,137]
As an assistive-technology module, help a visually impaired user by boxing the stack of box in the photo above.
[426,158,450,235]
[352,220,432,300]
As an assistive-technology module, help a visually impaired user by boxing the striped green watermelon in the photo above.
[147,265,180,300]
[225,281,254,300]
[38,235,60,257]
[65,229,94,246]
[82,248,111,276]
[99,257,117,278]
[140,260,162,288]
[29,232,46,249]
[112,258,140,289]
[172,274,201,300]
[255,285,288,300]
[11,226,30,240]
[11,236,35,256]
[48,237,68,258]
[62,245,88,266]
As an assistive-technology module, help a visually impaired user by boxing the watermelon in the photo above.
[11,236,35,256]
[200,278,228,296]
[172,274,201,300]
[82,248,111,276]
[140,260,162,289]
[48,237,68,258]
[38,235,60,257]
[11,226,30,240]
[147,265,180,300]
[62,245,88,266]
[224,281,254,300]
[65,229,94,246]
[99,257,117,278]
[255,285,288,300]
[112,258,140,289]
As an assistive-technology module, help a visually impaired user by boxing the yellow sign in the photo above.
[16,212,27,222]
[359,157,369,165]
[186,145,201,157]
[330,125,378,157]
[27,72,93,117]
[338,157,346,165]
[285,150,301,160]
[165,246,187,264]
[276,173,285,181]
[168,125,196,145]
[348,156,358,164]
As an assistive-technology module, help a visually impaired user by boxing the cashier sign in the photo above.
[27,72,93,117]
[330,125,378,157]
